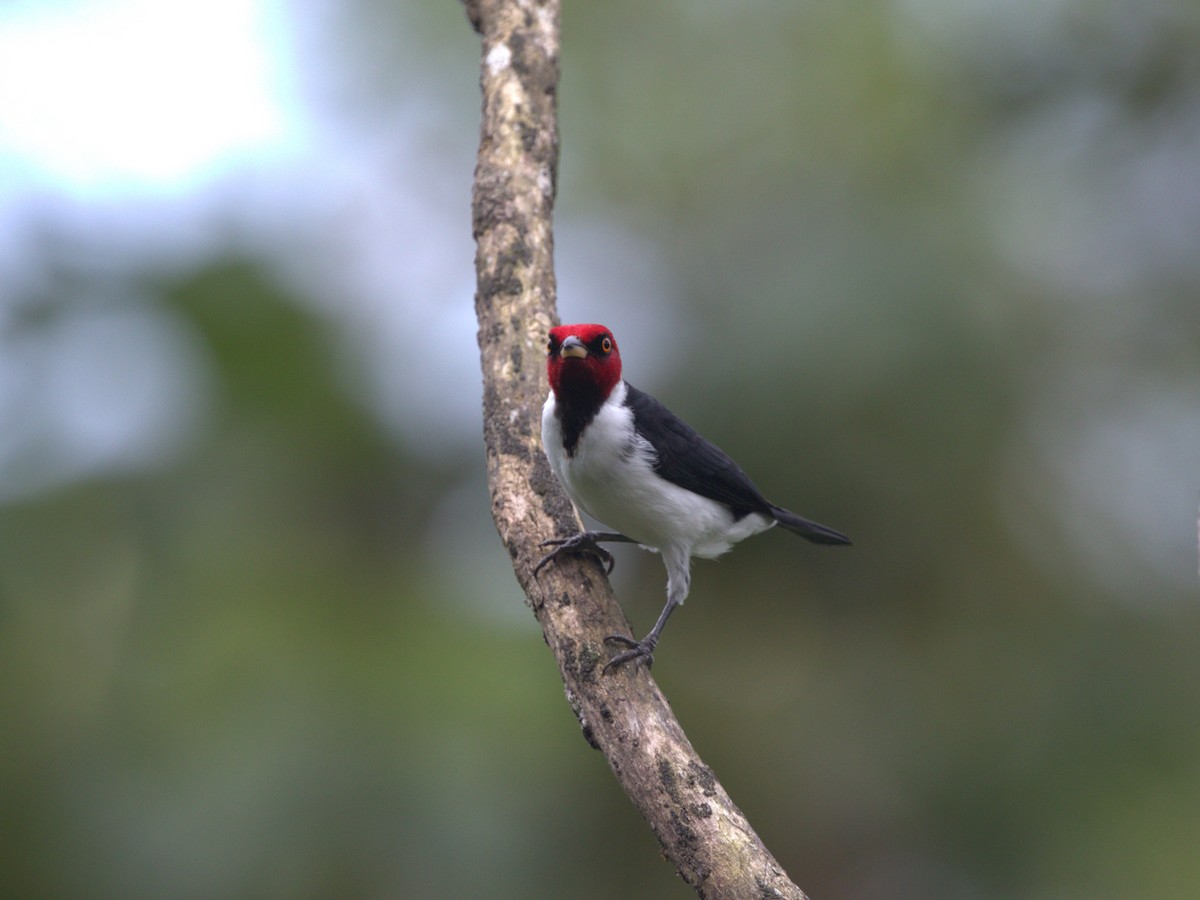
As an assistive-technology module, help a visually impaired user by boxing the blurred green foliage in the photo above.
[2,1,1199,899]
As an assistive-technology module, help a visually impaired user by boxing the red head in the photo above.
[546,323,622,403]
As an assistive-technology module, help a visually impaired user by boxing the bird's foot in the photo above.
[534,532,617,577]
[602,634,657,673]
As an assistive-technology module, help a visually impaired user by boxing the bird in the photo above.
[536,322,850,671]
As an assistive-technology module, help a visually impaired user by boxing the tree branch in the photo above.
[465,2,808,896]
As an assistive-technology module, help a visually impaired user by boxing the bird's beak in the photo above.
[559,335,588,359]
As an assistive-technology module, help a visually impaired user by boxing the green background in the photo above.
[3,1,1198,898]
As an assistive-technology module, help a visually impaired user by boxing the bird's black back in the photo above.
[624,383,772,520]
[625,383,851,545]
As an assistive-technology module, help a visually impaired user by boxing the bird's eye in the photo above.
[600,337,612,354]
[546,338,555,356]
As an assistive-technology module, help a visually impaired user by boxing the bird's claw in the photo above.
[602,634,656,672]
[534,533,616,577]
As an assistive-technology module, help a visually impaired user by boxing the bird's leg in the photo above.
[603,598,679,672]
[534,531,635,577]
[604,548,690,672]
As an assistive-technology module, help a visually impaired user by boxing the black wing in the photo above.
[624,383,772,520]
[624,383,852,545]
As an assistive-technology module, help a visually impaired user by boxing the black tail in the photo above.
[770,506,852,546]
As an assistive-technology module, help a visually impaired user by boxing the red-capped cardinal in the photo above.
[536,323,850,671]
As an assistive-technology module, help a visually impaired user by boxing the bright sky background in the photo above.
[0,0,302,197]
[0,0,677,500]
[0,0,414,499]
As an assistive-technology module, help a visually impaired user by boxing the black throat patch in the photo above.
[554,378,609,457]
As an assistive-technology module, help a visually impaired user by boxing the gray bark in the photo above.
[466,2,809,896]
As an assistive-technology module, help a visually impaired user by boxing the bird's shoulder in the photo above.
[623,383,771,518]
